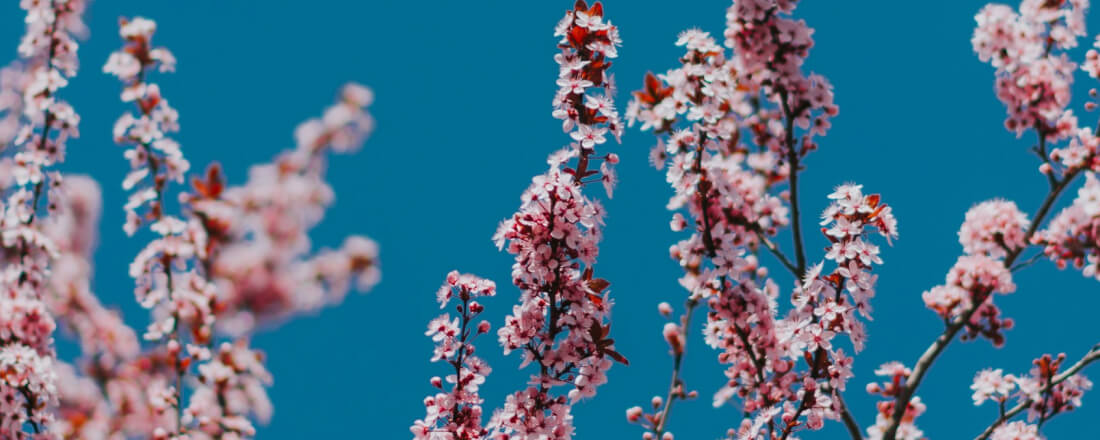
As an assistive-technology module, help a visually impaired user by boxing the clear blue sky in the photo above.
[3,1,1098,438]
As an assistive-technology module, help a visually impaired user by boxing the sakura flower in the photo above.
[972,368,1018,405]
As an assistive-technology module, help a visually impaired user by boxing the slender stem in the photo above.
[19,386,40,434]
[833,389,864,440]
[779,90,807,276]
[974,344,1100,440]
[753,228,800,278]
[882,165,1084,440]
[653,299,697,437]
[1009,252,1044,273]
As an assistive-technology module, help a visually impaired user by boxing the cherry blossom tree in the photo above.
[2,1,1099,439]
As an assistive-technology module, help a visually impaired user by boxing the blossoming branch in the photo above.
[0,4,380,437]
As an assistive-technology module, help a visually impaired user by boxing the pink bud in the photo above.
[431,376,443,388]
[626,406,643,422]
[663,323,683,356]
[477,321,491,334]
[657,302,672,317]
[651,396,663,409]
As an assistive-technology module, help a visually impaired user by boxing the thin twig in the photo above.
[1009,252,1044,273]
[653,299,698,437]
[779,89,807,277]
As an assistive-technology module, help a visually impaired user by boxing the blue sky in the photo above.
[3,0,1099,438]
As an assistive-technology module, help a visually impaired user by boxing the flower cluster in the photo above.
[971,0,1100,181]
[185,341,274,439]
[959,200,1030,258]
[624,1,897,438]
[972,352,1093,436]
[551,0,623,197]
[205,83,379,335]
[922,255,1016,346]
[972,0,1086,137]
[478,3,627,439]
[1034,172,1100,279]
[922,196,1027,348]
[40,175,144,438]
[412,271,496,440]
[723,0,838,156]
[811,184,897,335]
[730,185,894,437]
[40,14,381,440]
[105,17,218,437]
[0,0,88,435]
[488,151,623,439]
[865,362,926,440]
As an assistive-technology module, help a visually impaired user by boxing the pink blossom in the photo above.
[959,200,1030,258]
[1035,172,1100,279]
[973,0,1087,137]
[972,368,1018,405]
